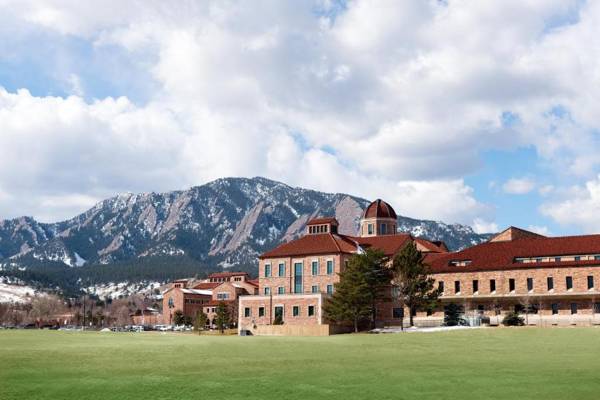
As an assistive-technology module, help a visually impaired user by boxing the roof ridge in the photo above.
[330,233,342,253]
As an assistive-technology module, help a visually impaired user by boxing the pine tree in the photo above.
[324,249,389,332]
[215,302,230,334]
[194,311,208,334]
[392,242,441,327]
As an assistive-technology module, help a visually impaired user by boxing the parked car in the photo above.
[154,324,171,332]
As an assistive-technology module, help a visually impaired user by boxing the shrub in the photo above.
[502,311,525,326]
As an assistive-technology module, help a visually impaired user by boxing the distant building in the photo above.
[162,272,258,327]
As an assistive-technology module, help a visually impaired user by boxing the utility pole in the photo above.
[82,296,86,331]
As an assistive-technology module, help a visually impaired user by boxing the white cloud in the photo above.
[527,225,551,235]
[541,175,600,233]
[502,177,536,195]
[472,219,499,234]
[1,0,600,230]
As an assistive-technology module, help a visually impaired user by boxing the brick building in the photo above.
[426,226,600,326]
[162,272,258,327]
[238,199,447,334]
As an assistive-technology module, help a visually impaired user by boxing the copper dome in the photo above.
[362,199,397,220]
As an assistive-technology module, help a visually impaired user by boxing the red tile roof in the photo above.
[192,282,221,290]
[208,271,249,279]
[259,231,444,259]
[362,199,397,220]
[351,234,413,257]
[259,233,358,258]
[427,232,600,273]
[307,217,339,225]
[415,238,448,253]
[247,279,259,287]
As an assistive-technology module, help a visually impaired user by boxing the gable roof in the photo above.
[259,231,445,259]
[427,231,600,273]
[259,233,358,259]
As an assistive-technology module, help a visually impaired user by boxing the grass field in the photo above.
[1,328,600,400]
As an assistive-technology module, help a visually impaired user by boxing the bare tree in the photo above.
[29,295,65,325]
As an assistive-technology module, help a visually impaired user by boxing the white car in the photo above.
[155,325,171,332]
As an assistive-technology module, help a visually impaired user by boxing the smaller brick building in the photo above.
[162,272,258,327]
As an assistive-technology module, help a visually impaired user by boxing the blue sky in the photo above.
[1,0,600,236]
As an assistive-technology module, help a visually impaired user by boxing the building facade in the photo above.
[238,200,447,334]
[427,227,600,326]
[162,272,258,327]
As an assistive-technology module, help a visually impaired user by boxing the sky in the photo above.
[1,0,600,236]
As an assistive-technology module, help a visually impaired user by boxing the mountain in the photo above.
[0,177,491,295]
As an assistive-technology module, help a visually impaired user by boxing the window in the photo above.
[168,297,174,308]
[311,261,319,276]
[258,307,265,317]
[595,255,600,261]
[527,278,533,292]
[547,277,554,291]
[264,287,270,295]
[570,303,578,314]
[244,307,251,317]
[472,280,479,294]
[311,285,319,294]
[588,275,594,290]
[264,264,271,277]
[368,224,374,235]
[594,303,600,314]
[555,257,561,262]
[551,303,559,315]
[566,276,573,290]
[278,263,285,277]
[294,262,303,293]
[393,308,404,319]
[490,279,496,292]
[217,292,229,300]
[278,287,285,295]
[454,280,460,294]
[327,284,334,294]
[574,256,581,261]
[438,281,444,293]
[327,260,334,275]
[535,258,543,263]
[293,306,300,317]
[381,224,387,234]
[509,278,515,292]
[308,305,315,317]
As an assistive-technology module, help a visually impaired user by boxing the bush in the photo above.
[502,311,525,326]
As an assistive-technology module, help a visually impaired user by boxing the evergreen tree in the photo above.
[443,303,466,326]
[215,302,230,334]
[194,311,208,334]
[172,309,185,325]
[324,249,390,332]
[392,242,441,327]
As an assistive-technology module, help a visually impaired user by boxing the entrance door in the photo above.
[294,262,303,293]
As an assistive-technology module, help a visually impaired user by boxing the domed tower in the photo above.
[359,199,398,237]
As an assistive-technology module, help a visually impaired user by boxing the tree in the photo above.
[392,242,441,327]
[194,311,208,334]
[444,303,466,326]
[29,295,65,326]
[172,309,185,326]
[502,311,525,326]
[324,249,390,332]
[215,302,230,334]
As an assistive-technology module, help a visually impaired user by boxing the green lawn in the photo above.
[1,328,600,400]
